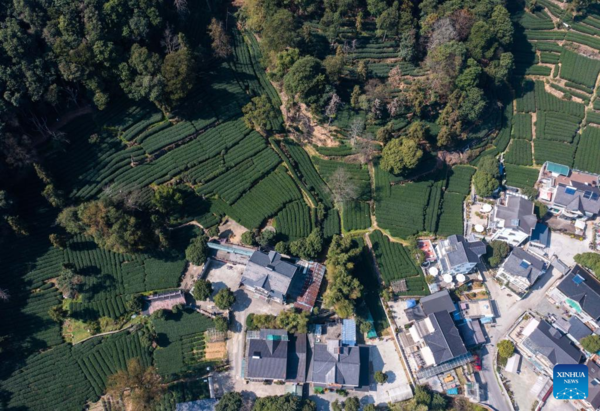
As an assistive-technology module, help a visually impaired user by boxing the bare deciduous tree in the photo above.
[449,9,475,40]
[389,66,403,89]
[0,288,9,302]
[387,98,401,117]
[356,132,375,165]
[428,17,458,51]
[299,114,312,142]
[349,118,365,147]
[107,358,165,410]
[174,0,189,15]
[371,98,383,119]
[325,93,342,125]
[208,18,232,59]
[30,114,67,144]
[160,24,181,54]
[65,86,80,107]
[329,168,358,204]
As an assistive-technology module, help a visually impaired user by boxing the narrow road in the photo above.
[477,260,563,411]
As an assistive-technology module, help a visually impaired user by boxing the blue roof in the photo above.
[342,319,357,346]
[207,242,255,256]
[547,162,570,176]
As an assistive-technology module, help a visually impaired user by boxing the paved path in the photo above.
[478,260,563,411]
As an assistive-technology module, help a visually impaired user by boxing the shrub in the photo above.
[241,231,256,246]
[192,279,213,301]
[186,235,209,265]
[214,316,228,333]
[497,339,515,358]
[487,240,510,268]
[581,335,600,353]
[374,371,388,384]
[214,288,235,310]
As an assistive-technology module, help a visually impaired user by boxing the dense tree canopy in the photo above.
[473,157,500,197]
[380,138,423,175]
[324,235,363,317]
[487,240,510,268]
[575,253,600,276]
[56,198,156,254]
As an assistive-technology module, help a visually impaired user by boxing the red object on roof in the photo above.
[418,240,437,262]
[472,354,482,371]
[294,262,326,312]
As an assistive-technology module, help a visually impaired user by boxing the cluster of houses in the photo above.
[399,289,492,384]
[206,243,326,311]
[502,262,600,411]
[244,319,371,390]
[409,160,600,408]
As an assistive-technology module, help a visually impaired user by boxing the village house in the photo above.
[409,309,468,368]
[537,161,600,220]
[244,329,308,383]
[434,235,486,276]
[489,195,537,247]
[240,250,298,304]
[519,318,582,375]
[547,265,600,331]
[496,248,548,295]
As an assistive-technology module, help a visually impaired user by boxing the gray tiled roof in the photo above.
[501,248,547,285]
[241,251,298,301]
[495,196,537,235]
[246,330,288,380]
[423,311,468,364]
[525,321,582,366]
[286,334,307,383]
[458,320,486,347]
[554,182,600,215]
[568,316,593,341]
[557,265,600,321]
[309,342,366,387]
[444,235,486,267]
[587,361,600,408]
[420,290,456,315]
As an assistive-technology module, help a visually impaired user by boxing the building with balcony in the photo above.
[489,195,537,247]
[537,161,600,220]
[496,248,548,295]
[547,265,600,330]
[434,235,486,276]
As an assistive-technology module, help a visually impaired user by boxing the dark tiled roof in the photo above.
[495,196,537,235]
[423,311,468,364]
[286,334,307,383]
[241,251,298,301]
[531,223,550,247]
[525,321,582,366]
[568,317,593,341]
[501,248,547,285]
[557,265,600,321]
[444,235,486,267]
[246,330,288,380]
[309,342,368,387]
[458,320,486,347]
[554,182,600,215]
[420,290,456,315]
[587,361,600,408]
